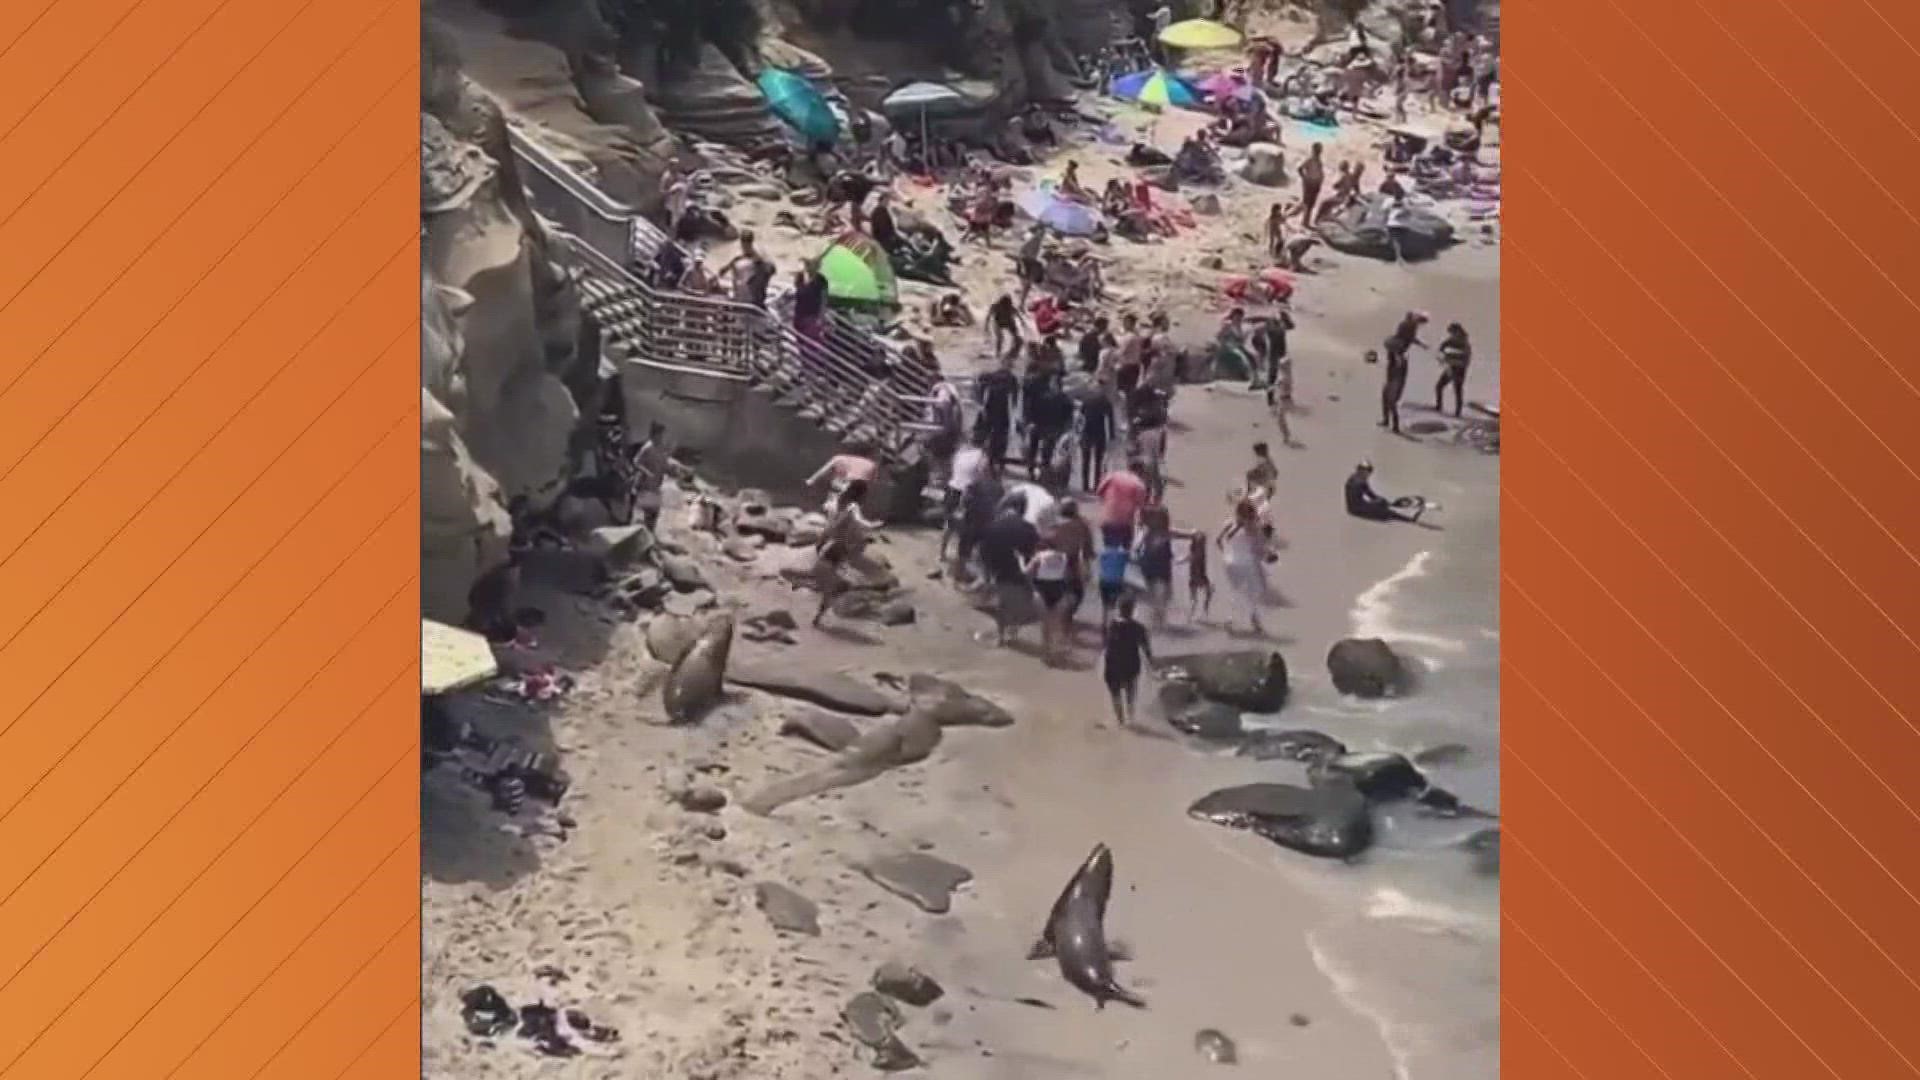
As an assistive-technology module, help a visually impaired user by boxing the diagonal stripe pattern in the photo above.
[0,1,418,1077]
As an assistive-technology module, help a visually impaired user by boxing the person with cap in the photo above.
[1345,460,1428,523]
[1381,310,1429,434]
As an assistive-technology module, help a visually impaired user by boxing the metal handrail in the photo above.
[507,128,947,463]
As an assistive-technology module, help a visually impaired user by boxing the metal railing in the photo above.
[506,128,947,463]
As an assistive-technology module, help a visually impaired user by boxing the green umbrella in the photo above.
[818,232,896,306]
[756,68,840,146]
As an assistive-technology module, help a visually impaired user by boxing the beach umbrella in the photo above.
[881,81,970,117]
[1019,182,1105,237]
[756,67,840,146]
[1109,68,1202,109]
[1159,18,1243,50]
[818,231,898,306]
[422,619,497,696]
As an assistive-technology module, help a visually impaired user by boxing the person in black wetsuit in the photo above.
[1345,460,1426,523]
[1102,595,1153,727]
[1022,359,1066,479]
[1078,389,1116,492]
[1078,316,1115,374]
[1380,310,1428,433]
[975,354,1020,474]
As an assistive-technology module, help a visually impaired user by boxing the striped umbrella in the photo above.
[1109,68,1203,109]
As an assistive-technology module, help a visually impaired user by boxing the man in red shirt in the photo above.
[1095,459,1150,549]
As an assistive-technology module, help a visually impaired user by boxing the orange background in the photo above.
[0,0,419,1076]
[2,0,1918,1075]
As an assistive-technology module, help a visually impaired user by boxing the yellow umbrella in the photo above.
[422,618,498,695]
[1158,18,1243,50]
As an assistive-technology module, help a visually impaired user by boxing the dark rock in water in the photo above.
[1158,651,1290,712]
[1236,728,1346,763]
[1320,193,1456,261]
[1463,827,1500,876]
[676,785,728,813]
[755,882,821,935]
[859,852,974,913]
[1313,751,1427,801]
[1194,1028,1238,1064]
[730,662,898,716]
[1415,786,1495,819]
[656,552,709,592]
[1170,701,1245,741]
[1326,638,1410,698]
[909,673,1015,728]
[873,961,945,1006]
[1413,742,1473,766]
[1188,782,1374,859]
[778,710,863,751]
[842,991,903,1046]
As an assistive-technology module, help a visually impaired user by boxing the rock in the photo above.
[1241,142,1285,186]
[1158,651,1290,712]
[757,609,799,631]
[755,882,820,935]
[1320,194,1456,262]
[730,662,898,716]
[1312,752,1427,801]
[859,852,973,913]
[657,552,709,592]
[1412,743,1472,766]
[1188,782,1374,859]
[1326,638,1409,698]
[1190,193,1223,215]
[1462,827,1500,876]
[722,537,763,562]
[1416,786,1491,818]
[841,992,902,1046]
[646,614,702,666]
[877,599,917,626]
[778,710,863,752]
[662,590,714,617]
[786,513,828,546]
[1236,729,1346,763]
[1194,1028,1238,1064]
[908,674,1015,728]
[676,785,728,813]
[872,961,944,1006]
[585,524,654,566]
[619,567,670,607]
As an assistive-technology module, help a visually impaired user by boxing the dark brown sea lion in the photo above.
[663,613,732,724]
[1028,844,1145,1010]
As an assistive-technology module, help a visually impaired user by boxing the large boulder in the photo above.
[1318,194,1456,262]
[1157,651,1290,713]
[1240,143,1286,187]
[1155,681,1244,740]
[1326,637,1409,698]
[1188,781,1374,860]
[1311,751,1428,802]
[1236,729,1346,764]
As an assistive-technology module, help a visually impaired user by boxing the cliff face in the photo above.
[421,26,599,623]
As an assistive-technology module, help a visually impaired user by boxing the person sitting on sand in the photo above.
[930,292,975,327]
[1060,159,1091,202]
[1344,459,1428,523]
[1102,594,1153,726]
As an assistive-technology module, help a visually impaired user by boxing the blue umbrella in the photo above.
[756,68,840,146]
[1109,68,1202,109]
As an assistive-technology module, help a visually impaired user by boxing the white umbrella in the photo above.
[881,82,973,155]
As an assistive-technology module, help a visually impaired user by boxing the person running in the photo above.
[1296,143,1326,226]
[1102,595,1153,727]
[1435,321,1471,417]
[1134,511,1178,627]
[1095,458,1150,549]
[1247,441,1279,500]
[812,480,879,627]
[1183,527,1213,620]
[975,354,1020,473]
[806,442,880,512]
[1218,498,1270,635]
[979,500,1041,646]
[1026,537,1074,664]
[987,292,1027,359]
[953,468,1006,583]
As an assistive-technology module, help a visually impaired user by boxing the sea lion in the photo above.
[1028,844,1146,1010]
[740,708,942,815]
[663,613,733,724]
[1194,1028,1239,1064]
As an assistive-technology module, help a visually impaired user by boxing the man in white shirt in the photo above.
[941,435,988,561]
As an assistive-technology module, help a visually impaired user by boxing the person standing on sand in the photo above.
[1103,595,1153,727]
[1296,144,1326,226]
[1183,528,1213,621]
[975,353,1020,474]
[1381,310,1428,434]
[1436,322,1472,417]
[1134,510,1178,628]
[940,432,987,562]
[987,292,1027,359]
[1077,388,1116,492]
[980,500,1042,647]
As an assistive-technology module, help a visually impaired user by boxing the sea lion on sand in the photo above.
[740,708,942,815]
[1188,781,1374,859]
[1028,844,1146,1010]
[1194,1028,1239,1064]
[663,614,733,724]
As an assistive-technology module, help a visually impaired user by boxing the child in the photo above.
[1267,352,1295,446]
[1102,595,1153,727]
[1183,528,1213,620]
[1026,538,1074,664]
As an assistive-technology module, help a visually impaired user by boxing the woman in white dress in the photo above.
[1216,498,1271,635]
